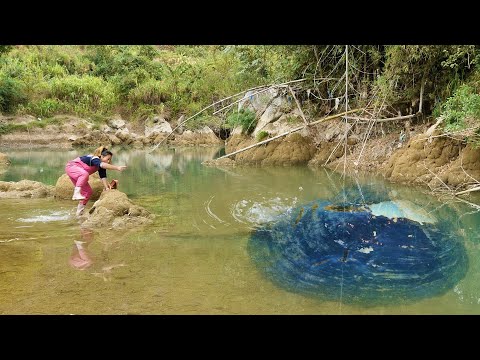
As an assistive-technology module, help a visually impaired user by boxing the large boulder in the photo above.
[253,96,292,136]
[0,180,55,198]
[381,131,463,187]
[108,118,126,130]
[238,87,279,116]
[114,128,133,144]
[171,126,223,146]
[55,173,104,200]
[82,189,154,230]
[258,113,303,137]
[226,132,317,166]
[144,116,172,137]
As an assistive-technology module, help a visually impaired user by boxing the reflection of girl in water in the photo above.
[69,226,94,270]
[69,225,127,280]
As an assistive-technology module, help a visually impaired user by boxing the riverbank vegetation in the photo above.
[1,45,480,142]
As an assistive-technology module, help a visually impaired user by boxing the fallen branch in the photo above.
[425,116,444,136]
[428,126,480,140]
[455,186,480,196]
[343,113,419,122]
[216,108,362,160]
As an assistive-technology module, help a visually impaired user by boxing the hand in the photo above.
[104,187,110,191]
[117,165,127,172]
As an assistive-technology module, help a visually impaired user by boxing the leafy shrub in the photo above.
[225,109,257,134]
[127,79,169,106]
[24,98,65,117]
[0,73,27,113]
[440,85,480,132]
[48,75,117,115]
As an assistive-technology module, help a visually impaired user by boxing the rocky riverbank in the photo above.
[2,84,479,195]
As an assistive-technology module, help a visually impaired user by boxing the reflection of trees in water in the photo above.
[0,149,76,184]
[145,152,174,173]
[173,147,222,174]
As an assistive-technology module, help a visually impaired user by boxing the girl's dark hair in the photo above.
[93,145,112,157]
[101,148,113,157]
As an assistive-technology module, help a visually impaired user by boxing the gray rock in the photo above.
[109,119,126,129]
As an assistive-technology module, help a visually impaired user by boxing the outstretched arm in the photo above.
[100,162,127,171]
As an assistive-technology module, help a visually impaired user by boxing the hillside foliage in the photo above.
[1,45,479,136]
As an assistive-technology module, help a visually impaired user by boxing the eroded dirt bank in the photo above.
[220,119,480,194]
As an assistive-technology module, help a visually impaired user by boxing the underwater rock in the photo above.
[248,199,468,305]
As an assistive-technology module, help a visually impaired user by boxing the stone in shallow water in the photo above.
[248,199,468,305]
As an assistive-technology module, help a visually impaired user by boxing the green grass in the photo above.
[256,130,269,141]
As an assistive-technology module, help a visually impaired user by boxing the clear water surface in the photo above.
[1,146,479,314]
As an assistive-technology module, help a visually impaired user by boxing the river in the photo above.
[1,146,479,314]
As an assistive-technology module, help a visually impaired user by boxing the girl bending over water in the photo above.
[65,145,127,216]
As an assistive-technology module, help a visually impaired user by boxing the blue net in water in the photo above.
[248,199,468,306]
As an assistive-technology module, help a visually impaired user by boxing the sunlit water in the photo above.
[1,146,480,314]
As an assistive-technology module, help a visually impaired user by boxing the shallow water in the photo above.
[1,146,480,314]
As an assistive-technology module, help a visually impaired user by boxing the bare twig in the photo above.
[149,87,262,152]
[343,45,349,176]
[354,87,385,166]
[288,86,309,125]
[343,113,419,122]
[455,186,480,196]
[460,155,480,186]
[422,161,452,191]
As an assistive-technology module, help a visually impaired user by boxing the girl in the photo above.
[65,145,127,216]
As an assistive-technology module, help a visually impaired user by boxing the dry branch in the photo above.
[343,113,419,123]
[455,186,480,196]
[288,86,309,125]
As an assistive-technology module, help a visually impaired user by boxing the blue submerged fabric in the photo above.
[248,198,468,305]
